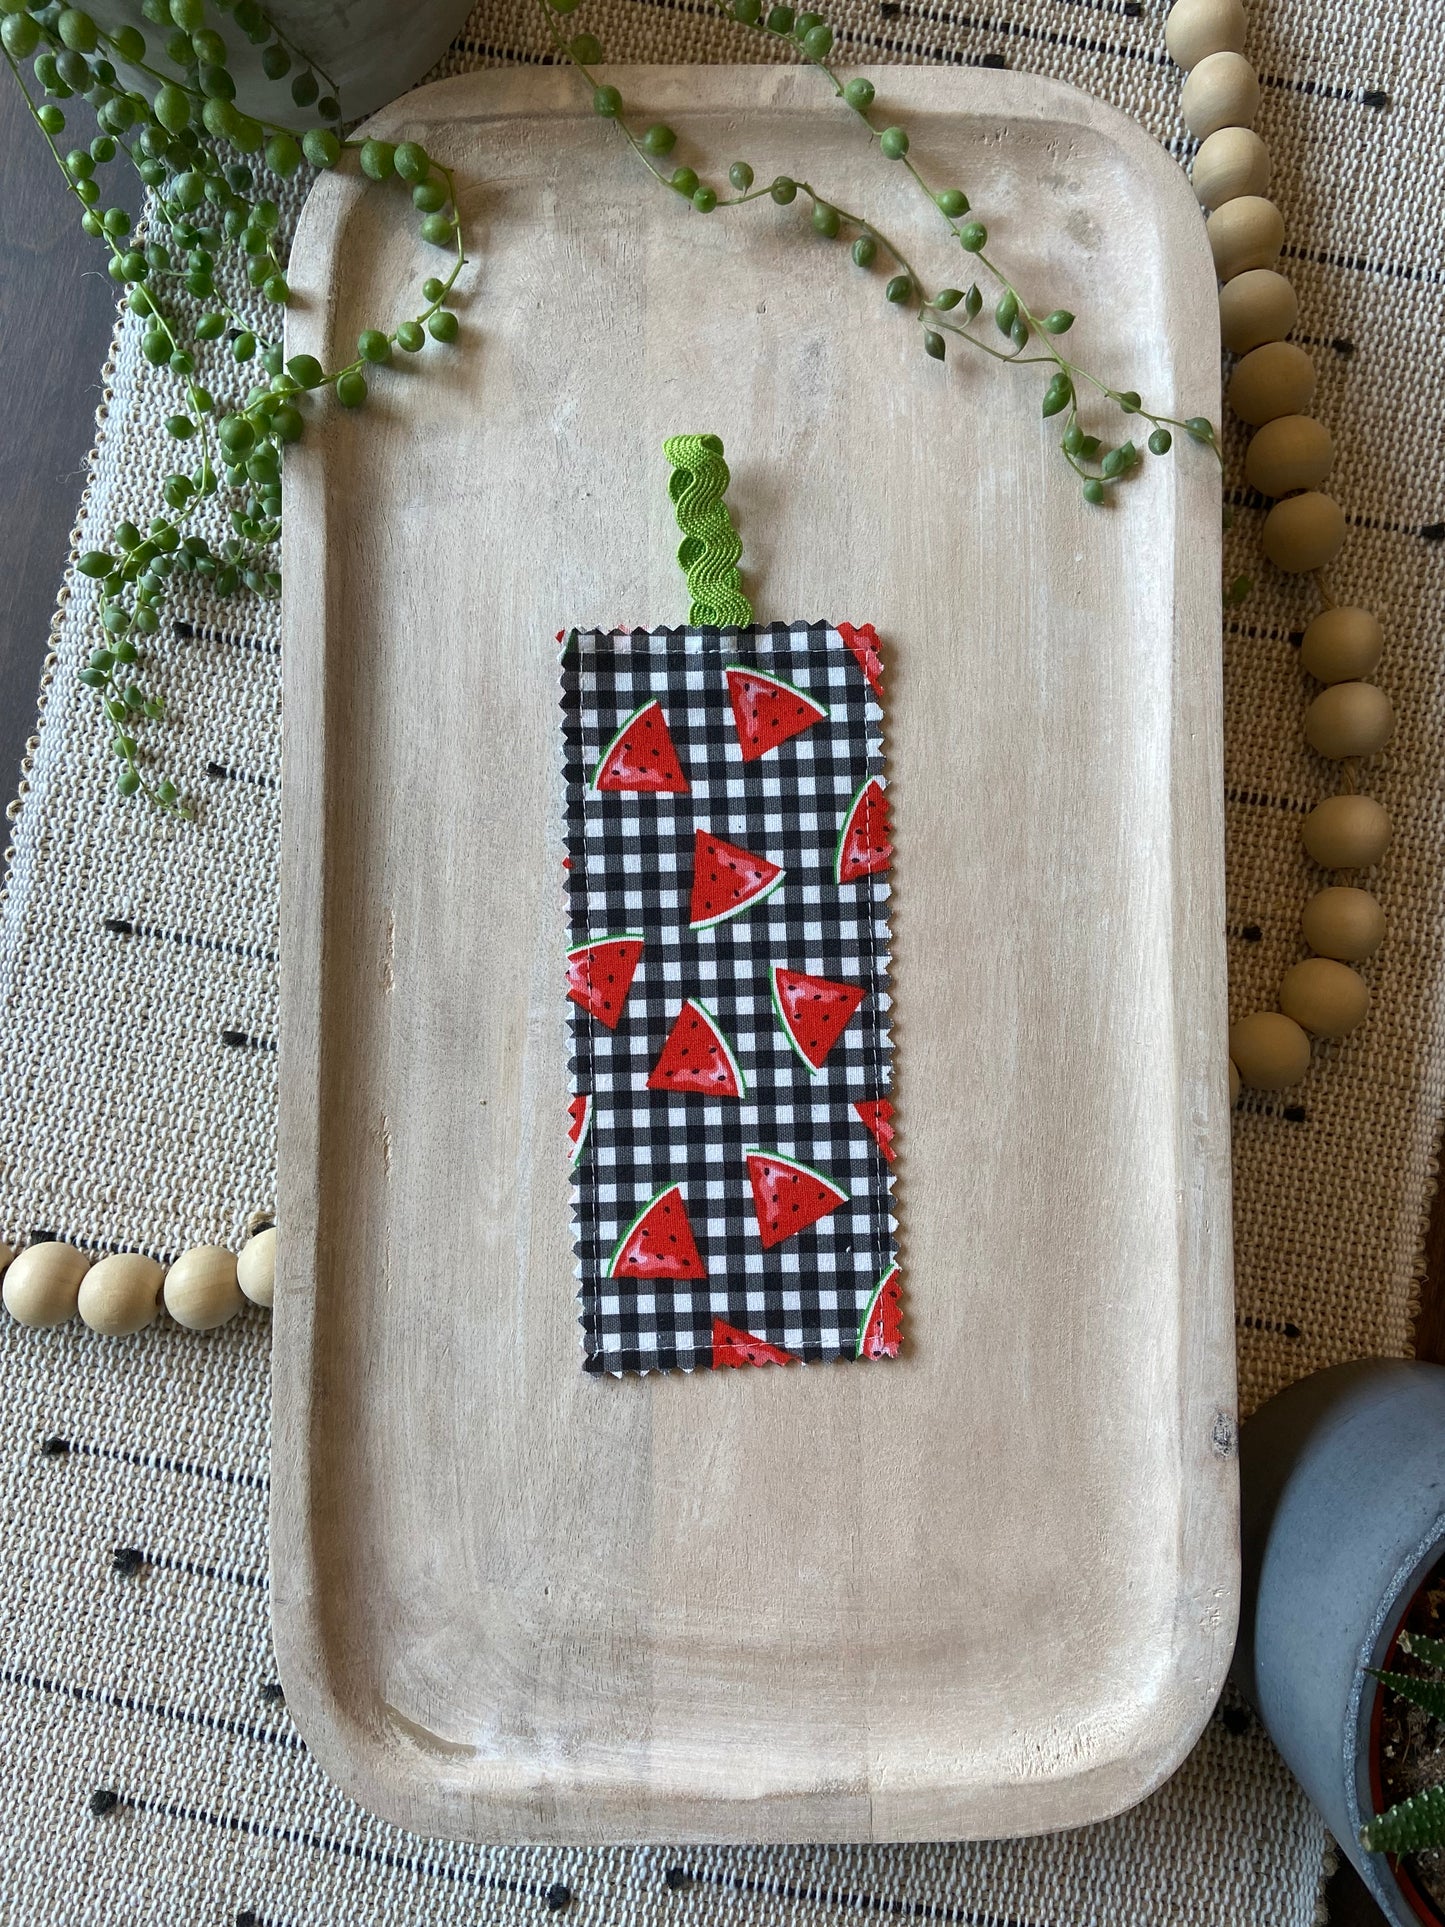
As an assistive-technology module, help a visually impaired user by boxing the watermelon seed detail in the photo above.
[745,1148,849,1250]
[608,1182,707,1280]
[566,933,644,1032]
[647,998,747,1099]
[725,663,830,763]
[835,776,893,887]
[771,966,867,1074]
[592,699,690,795]
[689,829,786,931]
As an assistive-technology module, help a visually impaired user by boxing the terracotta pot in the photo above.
[1236,1359,1445,1926]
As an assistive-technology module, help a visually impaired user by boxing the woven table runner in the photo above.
[4,0,1444,1919]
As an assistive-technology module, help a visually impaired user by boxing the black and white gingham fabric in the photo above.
[561,624,897,1375]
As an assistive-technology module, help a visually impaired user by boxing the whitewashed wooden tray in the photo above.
[275,65,1234,1845]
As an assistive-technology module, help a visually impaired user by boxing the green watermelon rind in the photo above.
[724,662,831,732]
[591,699,672,792]
[855,1261,902,1358]
[744,1147,850,1208]
[834,774,889,887]
[688,852,787,932]
[566,931,644,964]
[566,933,644,1026]
[567,1092,593,1172]
[673,996,748,1100]
[606,1180,688,1279]
[769,964,823,1077]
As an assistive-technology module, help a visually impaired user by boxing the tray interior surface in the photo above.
[275,65,1235,1845]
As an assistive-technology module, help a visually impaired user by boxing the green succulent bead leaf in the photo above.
[663,433,753,628]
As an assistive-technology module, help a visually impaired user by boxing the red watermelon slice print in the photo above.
[712,1318,795,1369]
[567,1092,592,1170]
[592,699,689,794]
[771,966,866,1073]
[855,1263,902,1358]
[608,1183,707,1279]
[853,1097,896,1161]
[746,1149,849,1250]
[836,622,884,697]
[647,999,746,1099]
[689,829,786,930]
[725,664,829,762]
[835,776,893,885]
[566,933,643,1030]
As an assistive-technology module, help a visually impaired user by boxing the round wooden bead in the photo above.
[1228,1012,1312,1091]
[1279,958,1369,1038]
[1262,491,1346,573]
[1166,0,1246,69]
[1304,682,1394,759]
[1300,886,1385,962]
[237,1225,276,1309]
[1193,126,1270,208]
[1244,416,1334,498]
[1181,50,1261,139]
[1228,1058,1241,1105]
[1302,794,1392,869]
[1219,269,1298,355]
[1300,607,1383,684]
[1208,196,1286,282]
[78,1253,165,1336]
[164,1244,243,1331]
[2,1241,88,1329]
[1227,341,1315,427]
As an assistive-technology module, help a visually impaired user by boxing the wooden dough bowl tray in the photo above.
[275,65,1235,1845]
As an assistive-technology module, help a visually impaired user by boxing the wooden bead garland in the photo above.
[1207,195,1285,280]
[0,1220,276,1337]
[1261,491,1347,574]
[1301,794,1392,870]
[1226,341,1316,425]
[2,1241,89,1329]
[1218,269,1298,356]
[1300,887,1385,962]
[1244,415,1334,498]
[1166,0,1247,69]
[1168,0,1393,1099]
[77,1254,164,1336]
[1279,958,1370,1039]
[1303,682,1395,760]
[1300,607,1383,683]
[1182,50,1262,140]
[1191,126,1269,209]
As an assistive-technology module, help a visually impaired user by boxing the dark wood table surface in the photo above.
[1,74,1437,1927]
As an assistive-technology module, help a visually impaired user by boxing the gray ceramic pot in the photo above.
[1237,1359,1445,1925]
[103,0,473,121]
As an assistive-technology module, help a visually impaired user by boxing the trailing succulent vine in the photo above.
[1,0,467,814]
[1,0,1222,814]
[537,0,1223,493]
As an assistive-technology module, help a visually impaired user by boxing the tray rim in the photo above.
[273,60,1236,1846]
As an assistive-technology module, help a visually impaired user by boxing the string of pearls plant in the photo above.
[1163,0,1392,1099]
[535,0,1227,510]
[0,0,469,815]
[0,1216,275,1334]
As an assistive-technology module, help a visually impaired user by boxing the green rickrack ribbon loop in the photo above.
[663,433,753,628]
